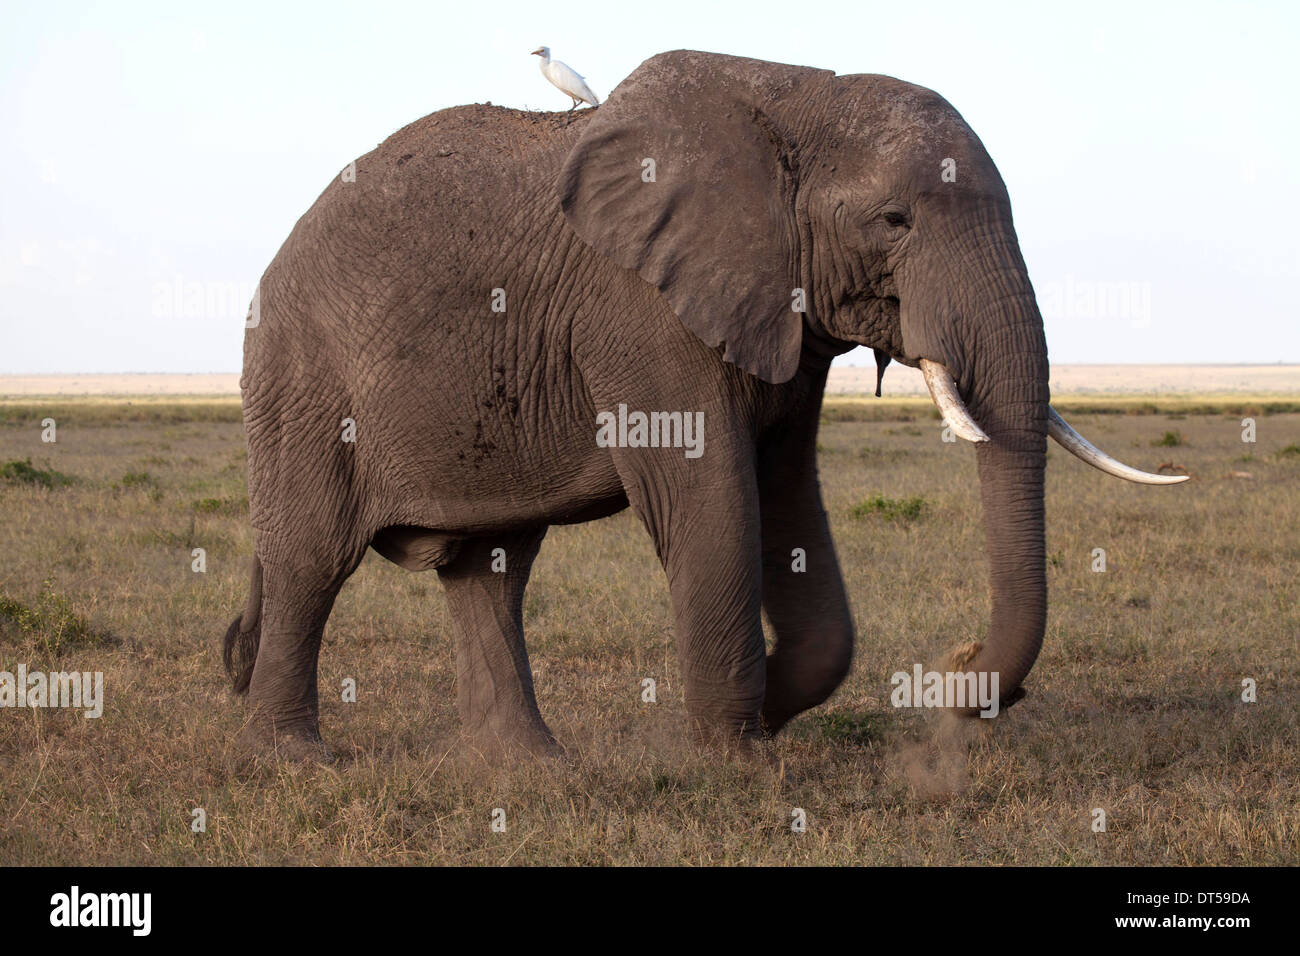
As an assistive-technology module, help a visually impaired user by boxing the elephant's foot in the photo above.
[462,722,564,762]
[759,693,818,737]
[237,713,334,764]
[759,701,795,737]
[694,729,760,756]
[686,705,764,756]
[760,645,853,736]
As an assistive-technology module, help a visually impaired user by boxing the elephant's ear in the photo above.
[559,51,832,384]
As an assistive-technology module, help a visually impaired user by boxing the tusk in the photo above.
[918,359,1190,485]
[920,359,990,443]
[1047,406,1189,484]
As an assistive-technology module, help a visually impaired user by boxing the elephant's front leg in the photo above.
[617,447,767,743]
[757,437,855,734]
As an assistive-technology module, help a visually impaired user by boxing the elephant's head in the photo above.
[559,51,1185,711]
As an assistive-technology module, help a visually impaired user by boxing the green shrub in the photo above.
[0,458,74,488]
[850,494,926,522]
[192,496,246,516]
[0,585,112,653]
[815,711,887,745]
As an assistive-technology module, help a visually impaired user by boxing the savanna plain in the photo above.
[0,375,1297,865]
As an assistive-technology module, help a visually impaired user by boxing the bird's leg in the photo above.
[567,98,578,112]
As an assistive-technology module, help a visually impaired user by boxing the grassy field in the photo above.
[0,396,1297,865]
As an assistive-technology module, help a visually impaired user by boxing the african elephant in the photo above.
[223,50,1184,759]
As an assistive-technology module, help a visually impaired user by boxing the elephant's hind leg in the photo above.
[243,544,364,761]
[436,528,557,757]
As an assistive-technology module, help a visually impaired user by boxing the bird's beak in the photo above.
[530,48,543,56]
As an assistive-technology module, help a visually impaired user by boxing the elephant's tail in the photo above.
[222,554,263,695]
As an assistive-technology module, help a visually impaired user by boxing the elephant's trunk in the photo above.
[911,228,1051,713]
[913,239,1180,709]
[960,313,1050,711]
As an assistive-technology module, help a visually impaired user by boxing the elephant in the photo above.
[222,50,1185,759]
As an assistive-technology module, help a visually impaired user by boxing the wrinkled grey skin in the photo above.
[224,50,1051,759]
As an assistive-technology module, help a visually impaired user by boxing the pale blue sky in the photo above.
[1,0,1296,372]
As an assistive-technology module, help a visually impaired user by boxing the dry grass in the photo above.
[0,401,1297,865]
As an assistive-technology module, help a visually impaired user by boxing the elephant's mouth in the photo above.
[919,359,1189,485]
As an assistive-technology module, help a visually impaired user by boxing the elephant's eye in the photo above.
[882,210,909,228]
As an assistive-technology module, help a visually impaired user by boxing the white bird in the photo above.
[531,46,600,111]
